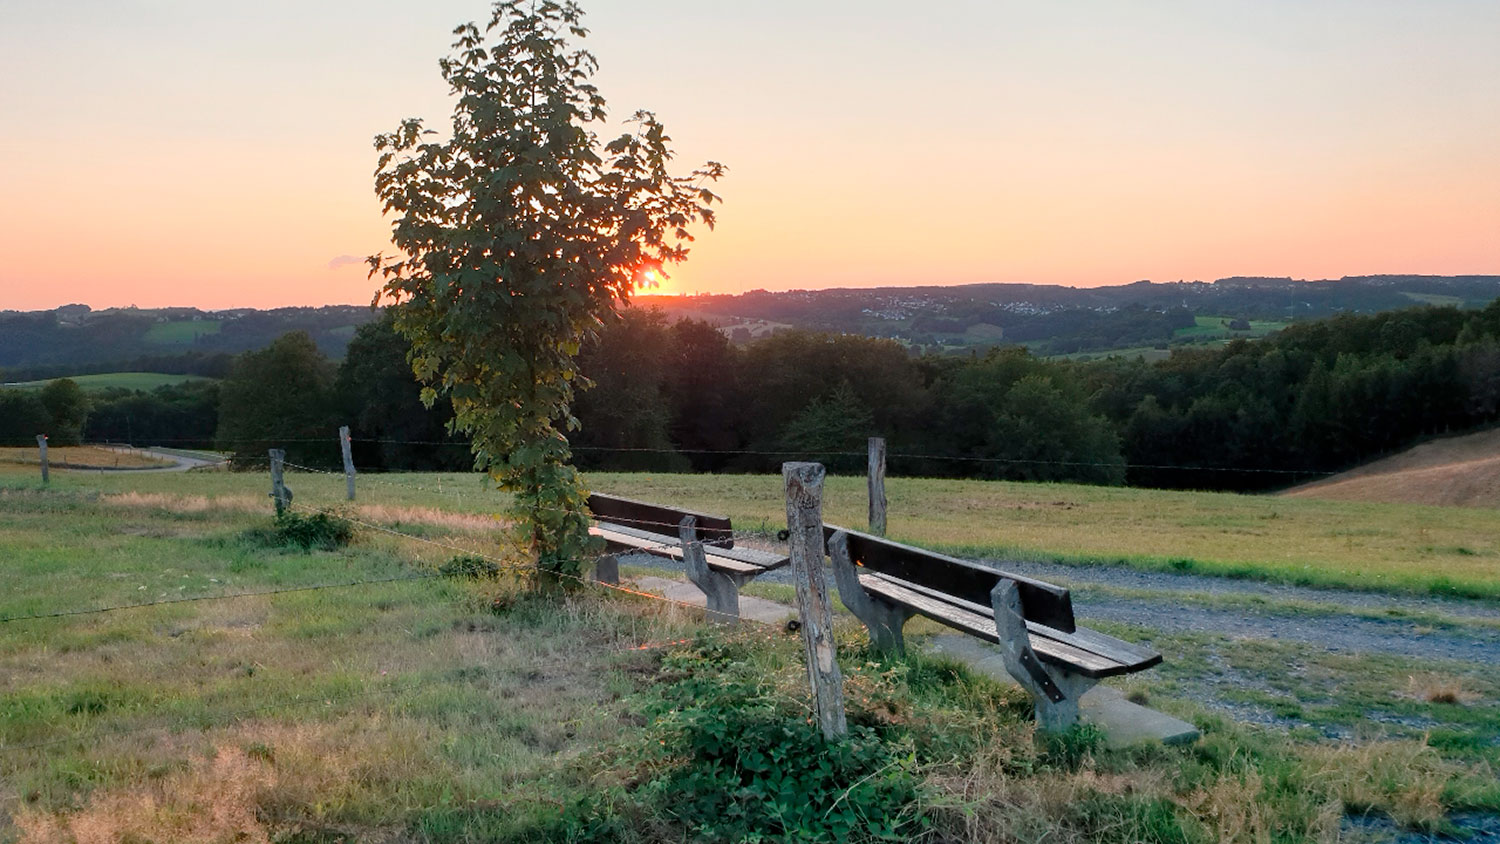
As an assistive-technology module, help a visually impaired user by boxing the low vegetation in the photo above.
[5,372,214,392]
[25,466,1500,599]
[0,446,171,471]
[1,472,1496,841]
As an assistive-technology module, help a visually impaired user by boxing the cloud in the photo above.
[327,254,364,271]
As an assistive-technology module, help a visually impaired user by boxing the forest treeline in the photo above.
[8,301,1500,491]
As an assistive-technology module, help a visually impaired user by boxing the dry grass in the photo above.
[350,503,507,535]
[0,446,172,470]
[1401,673,1482,706]
[103,490,265,514]
[1304,742,1461,831]
[1286,427,1500,508]
[14,745,276,844]
[99,492,507,535]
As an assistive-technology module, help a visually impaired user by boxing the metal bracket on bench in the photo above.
[991,580,1097,732]
[829,530,914,654]
[592,553,620,586]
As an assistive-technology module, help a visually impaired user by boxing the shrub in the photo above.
[635,641,923,842]
[243,511,353,551]
[439,555,501,580]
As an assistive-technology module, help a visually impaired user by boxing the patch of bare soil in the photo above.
[1284,428,1500,508]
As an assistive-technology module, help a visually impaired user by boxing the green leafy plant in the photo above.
[370,0,723,581]
[439,554,501,580]
[635,641,923,842]
[244,511,354,551]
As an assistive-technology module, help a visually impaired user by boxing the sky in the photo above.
[1,0,1497,310]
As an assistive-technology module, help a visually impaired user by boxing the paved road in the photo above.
[82,447,227,473]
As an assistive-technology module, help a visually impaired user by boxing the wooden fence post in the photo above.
[36,434,48,484]
[783,461,847,739]
[268,448,290,515]
[867,436,887,537]
[339,426,356,501]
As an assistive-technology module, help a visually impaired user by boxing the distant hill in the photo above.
[4,275,1499,375]
[0,305,377,378]
[3,372,215,392]
[640,274,1500,355]
[1283,428,1500,508]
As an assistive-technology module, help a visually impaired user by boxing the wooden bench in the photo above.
[824,525,1162,731]
[587,493,790,624]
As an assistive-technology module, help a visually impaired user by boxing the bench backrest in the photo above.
[824,525,1076,633]
[587,493,734,549]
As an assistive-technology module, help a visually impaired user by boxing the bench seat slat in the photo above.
[857,573,1157,678]
[860,570,1161,670]
[590,524,788,575]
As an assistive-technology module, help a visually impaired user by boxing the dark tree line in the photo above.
[0,379,91,446]
[28,299,1500,491]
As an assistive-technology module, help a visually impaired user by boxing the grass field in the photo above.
[1402,292,1467,307]
[1053,316,1289,361]
[143,320,222,345]
[1,471,1497,841]
[4,372,215,392]
[0,446,172,470]
[1173,315,1287,342]
[32,467,1500,600]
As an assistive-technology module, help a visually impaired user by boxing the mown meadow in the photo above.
[1,468,1497,842]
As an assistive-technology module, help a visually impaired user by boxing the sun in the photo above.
[632,264,677,295]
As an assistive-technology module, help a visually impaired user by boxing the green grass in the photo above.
[1402,293,1466,307]
[1046,317,1290,361]
[26,468,1500,599]
[143,319,222,345]
[6,372,215,392]
[1173,315,1287,342]
[2,474,1498,841]
[0,483,703,840]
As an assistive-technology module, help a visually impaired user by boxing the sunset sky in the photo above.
[2,1,1497,310]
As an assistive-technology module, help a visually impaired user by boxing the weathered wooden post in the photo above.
[867,436,887,537]
[783,461,847,739]
[268,448,291,515]
[338,426,356,501]
[36,434,48,484]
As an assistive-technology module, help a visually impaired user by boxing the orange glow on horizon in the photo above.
[1,2,1497,311]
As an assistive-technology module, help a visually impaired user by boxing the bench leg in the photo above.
[683,539,740,625]
[991,580,1097,732]
[592,553,619,586]
[829,530,914,654]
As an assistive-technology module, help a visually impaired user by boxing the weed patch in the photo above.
[241,512,353,552]
[439,554,501,580]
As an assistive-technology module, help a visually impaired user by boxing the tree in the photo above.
[370,1,722,579]
[0,390,50,447]
[335,314,468,471]
[572,308,685,472]
[662,319,744,471]
[216,332,337,467]
[779,381,875,473]
[38,379,90,445]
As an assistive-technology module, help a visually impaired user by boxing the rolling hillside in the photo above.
[1284,427,1500,508]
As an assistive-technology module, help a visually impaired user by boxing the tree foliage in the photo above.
[215,332,336,467]
[37,379,90,446]
[369,1,722,577]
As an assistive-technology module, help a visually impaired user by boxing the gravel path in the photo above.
[979,558,1500,667]
[620,550,1500,666]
